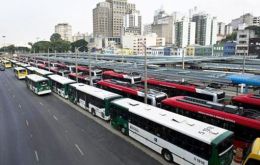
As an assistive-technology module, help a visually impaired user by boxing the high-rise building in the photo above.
[55,23,72,42]
[235,29,255,56]
[151,9,180,45]
[217,22,226,36]
[230,13,254,30]
[72,32,89,42]
[93,0,137,37]
[123,10,142,35]
[225,24,233,35]
[253,17,260,26]
[192,13,217,45]
[93,1,111,37]
[143,24,152,35]
[175,19,196,48]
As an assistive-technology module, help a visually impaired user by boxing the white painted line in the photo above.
[39,102,43,106]
[18,104,22,109]
[34,150,39,162]
[75,144,84,156]
[53,115,58,121]
[26,120,29,127]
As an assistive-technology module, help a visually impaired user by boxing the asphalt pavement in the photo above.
[0,69,160,165]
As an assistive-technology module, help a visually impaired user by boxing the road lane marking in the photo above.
[34,150,39,162]
[26,120,29,127]
[53,115,58,121]
[18,104,22,109]
[75,144,84,156]
[39,102,43,106]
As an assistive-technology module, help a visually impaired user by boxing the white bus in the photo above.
[68,83,122,120]
[26,74,51,95]
[109,98,234,165]
[34,68,53,78]
[48,74,76,98]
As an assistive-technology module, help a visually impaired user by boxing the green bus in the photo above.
[68,83,122,120]
[48,74,76,99]
[108,98,234,165]
[26,74,51,95]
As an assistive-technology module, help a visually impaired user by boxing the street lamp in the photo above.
[2,36,6,53]
[141,42,148,104]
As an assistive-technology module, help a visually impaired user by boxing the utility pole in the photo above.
[75,47,78,83]
[141,43,148,104]
[242,47,246,74]
[48,48,50,71]
[88,48,92,86]
[182,48,185,70]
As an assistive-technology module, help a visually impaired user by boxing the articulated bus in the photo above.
[161,96,260,163]
[98,79,167,107]
[26,74,51,95]
[109,98,234,165]
[34,68,53,78]
[102,70,142,84]
[243,138,260,165]
[73,66,102,77]
[146,79,225,103]
[2,60,12,68]
[26,66,38,75]
[48,74,76,98]
[68,83,122,120]
[232,94,260,110]
[14,67,28,79]
[68,73,101,85]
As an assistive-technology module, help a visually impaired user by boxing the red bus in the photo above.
[73,66,102,77]
[161,96,260,162]
[68,73,101,85]
[232,94,260,110]
[102,70,142,84]
[97,79,167,107]
[146,79,225,103]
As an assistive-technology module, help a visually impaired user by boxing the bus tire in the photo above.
[162,149,172,162]
[91,109,96,116]
[120,127,126,135]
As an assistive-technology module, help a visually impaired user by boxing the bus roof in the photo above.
[48,74,76,85]
[34,68,53,76]
[26,74,48,82]
[232,94,260,107]
[14,67,26,71]
[27,66,38,71]
[70,83,121,100]
[112,98,232,145]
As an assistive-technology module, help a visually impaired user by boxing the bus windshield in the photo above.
[39,80,48,87]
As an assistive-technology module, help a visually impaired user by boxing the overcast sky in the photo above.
[0,0,259,46]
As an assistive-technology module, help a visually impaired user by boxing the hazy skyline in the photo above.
[0,0,259,46]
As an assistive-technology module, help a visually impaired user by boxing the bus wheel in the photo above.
[120,127,126,135]
[91,109,96,116]
[162,149,172,162]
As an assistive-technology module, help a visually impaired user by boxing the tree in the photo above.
[51,40,71,53]
[50,33,62,42]
[71,39,88,52]
[221,32,237,43]
[32,41,51,53]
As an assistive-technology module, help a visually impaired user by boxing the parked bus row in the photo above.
[22,74,235,165]
[9,58,260,111]
[12,58,260,164]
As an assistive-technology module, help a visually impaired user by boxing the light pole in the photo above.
[48,48,50,71]
[2,36,6,53]
[242,47,246,74]
[182,48,185,70]
[75,47,79,83]
[88,48,92,86]
[141,43,148,104]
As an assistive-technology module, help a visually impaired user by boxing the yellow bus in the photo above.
[243,138,260,165]
[14,67,28,80]
[2,60,12,68]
